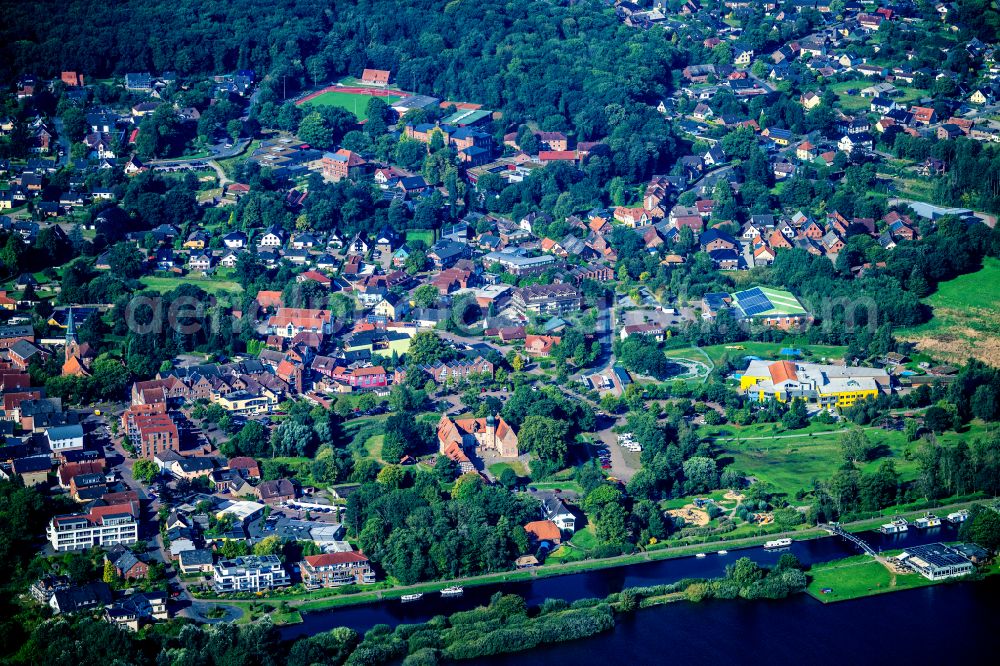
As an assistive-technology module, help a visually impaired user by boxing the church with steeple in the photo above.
[62,308,94,377]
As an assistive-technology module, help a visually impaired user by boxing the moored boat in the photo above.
[946,510,969,524]
[695,553,706,558]
[401,593,423,602]
[880,518,909,534]
[914,513,942,529]
[717,550,728,555]
[764,538,793,549]
[440,586,464,597]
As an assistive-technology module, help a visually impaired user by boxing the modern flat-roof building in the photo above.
[213,555,289,593]
[899,543,975,580]
[740,359,888,408]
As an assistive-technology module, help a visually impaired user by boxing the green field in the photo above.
[806,554,937,602]
[300,91,402,121]
[405,229,435,246]
[721,421,990,497]
[898,257,1000,366]
[828,79,925,111]
[691,341,848,366]
[140,275,243,297]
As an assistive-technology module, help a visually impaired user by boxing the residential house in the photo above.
[301,552,376,588]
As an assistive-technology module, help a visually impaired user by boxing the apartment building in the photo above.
[212,555,290,593]
[47,503,139,551]
[300,552,375,588]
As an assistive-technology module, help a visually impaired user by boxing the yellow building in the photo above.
[740,360,886,408]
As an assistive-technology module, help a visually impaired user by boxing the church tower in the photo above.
[64,307,80,364]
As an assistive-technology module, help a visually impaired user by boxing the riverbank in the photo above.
[806,553,936,603]
[193,499,981,614]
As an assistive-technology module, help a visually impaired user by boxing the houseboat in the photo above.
[440,586,464,597]
[717,550,728,555]
[400,593,423,602]
[914,514,942,529]
[695,553,706,558]
[880,518,909,534]
[946,510,969,524]
[764,538,793,549]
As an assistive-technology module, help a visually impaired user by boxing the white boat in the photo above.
[764,538,793,549]
[717,550,728,555]
[914,514,942,529]
[695,553,706,558]
[400,593,423,602]
[440,586,464,597]
[946,510,969,524]
[880,518,909,534]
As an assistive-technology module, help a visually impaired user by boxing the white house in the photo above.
[46,424,84,455]
[541,497,576,534]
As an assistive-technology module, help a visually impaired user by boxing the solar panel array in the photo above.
[905,543,968,568]
[735,287,774,317]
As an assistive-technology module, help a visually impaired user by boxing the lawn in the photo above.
[363,434,385,463]
[140,275,243,297]
[694,341,847,366]
[300,90,402,121]
[405,229,435,246]
[828,79,925,112]
[720,421,990,498]
[488,461,527,478]
[897,257,1000,366]
[806,554,935,603]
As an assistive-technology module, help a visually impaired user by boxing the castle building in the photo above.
[437,413,519,473]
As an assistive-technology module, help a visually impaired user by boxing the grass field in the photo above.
[806,553,936,603]
[828,79,925,111]
[488,461,528,478]
[689,341,848,366]
[140,275,243,297]
[720,421,990,497]
[405,229,435,246]
[300,90,402,121]
[897,257,1000,366]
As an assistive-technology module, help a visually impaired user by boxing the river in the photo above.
[281,523,973,643]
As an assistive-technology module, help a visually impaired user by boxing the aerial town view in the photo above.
[1,0,1000,664]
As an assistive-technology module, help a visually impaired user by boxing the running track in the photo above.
[296,85,409,105]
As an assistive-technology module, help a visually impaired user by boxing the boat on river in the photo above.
[717,550,728,555]
[880,518,909,534]
[913,513,942,529]
[440,586,464,597]
[695,553,706,558]
[400,593,423,602]
[764,538,793,549]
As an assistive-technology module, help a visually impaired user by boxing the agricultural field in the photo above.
[897,257,1000,366]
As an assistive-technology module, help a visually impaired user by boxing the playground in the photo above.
[296,85,405,120]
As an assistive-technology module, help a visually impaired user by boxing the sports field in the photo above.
[297,86,403,121]
[898,257,1000,366]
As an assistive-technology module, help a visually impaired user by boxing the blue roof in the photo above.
[47,424,83,440]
